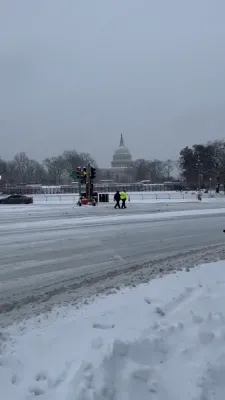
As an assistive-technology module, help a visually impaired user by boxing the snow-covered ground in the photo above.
[1,260,225,400]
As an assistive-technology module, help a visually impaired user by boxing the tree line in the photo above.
[0,149,175,185]
[0,138,224,186]
[131,159,175,182]
[0,151,97,185]
[179,139,225,189]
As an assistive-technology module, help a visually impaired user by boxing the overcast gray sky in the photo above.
[1,0,225,167]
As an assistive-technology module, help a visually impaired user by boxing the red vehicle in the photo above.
[0,194,33,205]
[77,194,97,206]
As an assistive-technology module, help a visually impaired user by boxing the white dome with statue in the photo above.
[111,134,133,168]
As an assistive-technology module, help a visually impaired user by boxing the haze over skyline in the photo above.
[1,0,225,167]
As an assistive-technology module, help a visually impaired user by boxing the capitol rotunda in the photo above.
[101,134,134,183]
[111,134,133,169]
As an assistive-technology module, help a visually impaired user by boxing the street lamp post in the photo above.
[196,155,203,200]
[196,155,202,192]
[209,177,212,196]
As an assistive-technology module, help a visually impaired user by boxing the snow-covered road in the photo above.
[1,201,225,399]
[1,203,225,320]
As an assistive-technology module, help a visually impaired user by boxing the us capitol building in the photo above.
[100,134,134,183]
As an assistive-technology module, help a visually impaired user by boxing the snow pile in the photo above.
[2,261,225,399]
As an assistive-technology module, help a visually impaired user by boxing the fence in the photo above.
[32,192,198,203]
[1,183,184,195]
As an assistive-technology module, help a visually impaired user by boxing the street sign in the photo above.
[71,171,77,180]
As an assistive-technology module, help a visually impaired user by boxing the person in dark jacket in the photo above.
[114,190,121,209]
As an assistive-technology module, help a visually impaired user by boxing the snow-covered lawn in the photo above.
[1,261,225,399]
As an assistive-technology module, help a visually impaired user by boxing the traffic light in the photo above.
[76,167,81,177]
[83,167,87,176]
[90,167,96,180]
[71,167,81,180]
[81,167,87,184]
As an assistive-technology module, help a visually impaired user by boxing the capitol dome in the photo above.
[111,134,133,168]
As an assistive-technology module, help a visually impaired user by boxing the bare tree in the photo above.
[163,159,174,180]
[26,160,47,183]
[149,160,166,182]
[0,158,7,175]
[5,161,18,184]
[0,158,7,185]
[13,152,32,183]
[79,152,98,168]
[133,159,151,181]
[44,156,65,184]
[209,140,225,193]
[210,140,225,174]
[62,150,83,175]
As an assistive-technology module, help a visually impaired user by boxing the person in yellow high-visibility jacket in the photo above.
[120,190,127,209]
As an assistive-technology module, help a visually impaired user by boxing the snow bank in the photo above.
[2,261,225,399]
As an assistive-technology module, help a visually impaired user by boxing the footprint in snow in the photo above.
[198,331,215,345]
[92,323,115,330]
[29,386,45,396]
[36,371,48,381]
[11,374,19,385]
[155,307,165,316]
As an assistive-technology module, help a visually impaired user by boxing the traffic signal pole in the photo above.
[86,163,91,200]
[78,176,81,197]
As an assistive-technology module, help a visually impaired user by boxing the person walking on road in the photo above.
[120,190,127,209]
[114,190,121,209]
